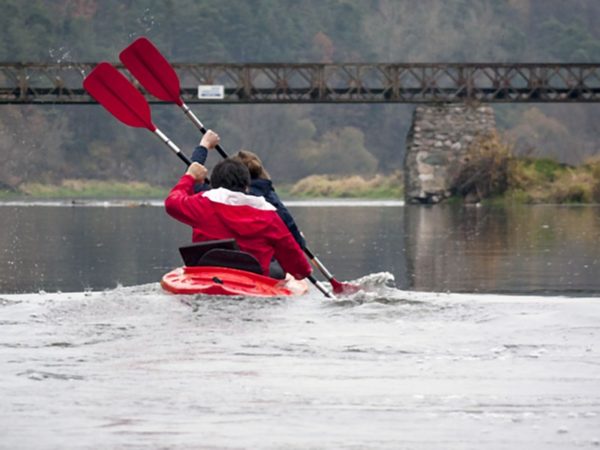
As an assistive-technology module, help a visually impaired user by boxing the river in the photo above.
[0,201,599,449]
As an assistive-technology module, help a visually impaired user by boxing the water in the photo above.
[1,201,599,294]
[1,201,599,449]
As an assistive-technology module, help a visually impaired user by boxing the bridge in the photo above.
[1,62,599,104]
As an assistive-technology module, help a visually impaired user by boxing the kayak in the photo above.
[161,266,309,297]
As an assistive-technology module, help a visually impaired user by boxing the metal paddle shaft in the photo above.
[303,246,360,294]
[120,37,228,158]
[308,275,334,298]
[153,129,192,166]
[83,62,191,166]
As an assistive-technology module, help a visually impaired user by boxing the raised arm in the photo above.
[165,163,208,226]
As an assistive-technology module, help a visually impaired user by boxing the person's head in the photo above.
[233,150,270,180]
[210,159,251,193]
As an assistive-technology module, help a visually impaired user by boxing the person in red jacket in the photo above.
[164,157,312,281]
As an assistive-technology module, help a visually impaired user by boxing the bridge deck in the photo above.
[1,62,599,104]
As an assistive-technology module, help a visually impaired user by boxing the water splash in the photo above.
[130,8,156,37]
[48,46,72,63]
[352,271,396,290]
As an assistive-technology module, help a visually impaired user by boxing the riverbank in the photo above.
[0,179,168,200]
[1,158,599,203]
[452,135,600,204]
[503,157,600,204]
[0,173,405,201]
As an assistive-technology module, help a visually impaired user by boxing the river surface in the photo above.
[0,201,599,449]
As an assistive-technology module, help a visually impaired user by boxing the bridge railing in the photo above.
[1,62,599,104]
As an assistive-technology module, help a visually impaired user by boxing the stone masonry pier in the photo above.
[404,105,497,204]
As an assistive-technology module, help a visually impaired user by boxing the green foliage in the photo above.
[452,135,600,205]
[585,158,600,203]
[530,158,570,182]
[0,0,599,189]
[538,18,600,62]
[294,127,378,178]
[505,157,599,204]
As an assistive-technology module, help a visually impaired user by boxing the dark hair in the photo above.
[210,159,251,192]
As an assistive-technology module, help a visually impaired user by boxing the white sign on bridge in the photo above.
[197,85,224,100]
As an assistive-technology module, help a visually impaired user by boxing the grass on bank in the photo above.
[0,179,168,199]
[508,157,600,204]
[0,174,405,200]
[283,171,404,199]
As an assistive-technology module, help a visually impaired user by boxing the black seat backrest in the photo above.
[179,239,239,266]
[197,249,263,275]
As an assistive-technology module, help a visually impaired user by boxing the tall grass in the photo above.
[287,172,404,198]
[12,179,167,199]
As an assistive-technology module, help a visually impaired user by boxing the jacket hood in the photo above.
[202,187,277,236]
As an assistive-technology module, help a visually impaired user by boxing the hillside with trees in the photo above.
[0,0,599,190]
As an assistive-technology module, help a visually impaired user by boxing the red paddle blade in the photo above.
[330,278,361,295]
[119,37,183,106]
[83,62,156,131]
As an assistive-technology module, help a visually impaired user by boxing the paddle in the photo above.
[83,62,191,166]
[303,248,360,294]
[119,37,228,159]
[119,37,360,296]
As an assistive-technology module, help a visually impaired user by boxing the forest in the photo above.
[0,0,599,190]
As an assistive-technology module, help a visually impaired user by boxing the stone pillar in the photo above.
[404,104,496,204]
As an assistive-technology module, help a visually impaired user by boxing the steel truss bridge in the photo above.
[1,62,599,104]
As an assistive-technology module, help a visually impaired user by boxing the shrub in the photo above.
[509,156,600,204]
[453,133,513,201]
[586,157,600,203]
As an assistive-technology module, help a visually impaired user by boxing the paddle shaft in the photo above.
[308,274,333,298]
[154,129,192,166]
[304,247,334,279]
[180,103,228,159]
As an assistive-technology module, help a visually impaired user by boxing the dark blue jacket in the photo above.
[191,145,306,249]
[192,145,211,192]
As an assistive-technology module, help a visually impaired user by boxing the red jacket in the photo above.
[165,174,312,279]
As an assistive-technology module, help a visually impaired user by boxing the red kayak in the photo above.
[161,266,309,297]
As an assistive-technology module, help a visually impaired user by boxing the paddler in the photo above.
[164,145,312,282]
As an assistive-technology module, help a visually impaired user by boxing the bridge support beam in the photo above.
[404,104,497,204]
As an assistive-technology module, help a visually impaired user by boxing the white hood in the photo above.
[203,188,276,211]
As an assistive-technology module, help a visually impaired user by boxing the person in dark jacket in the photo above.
[191,134,306,250]
[233,150,306,249]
